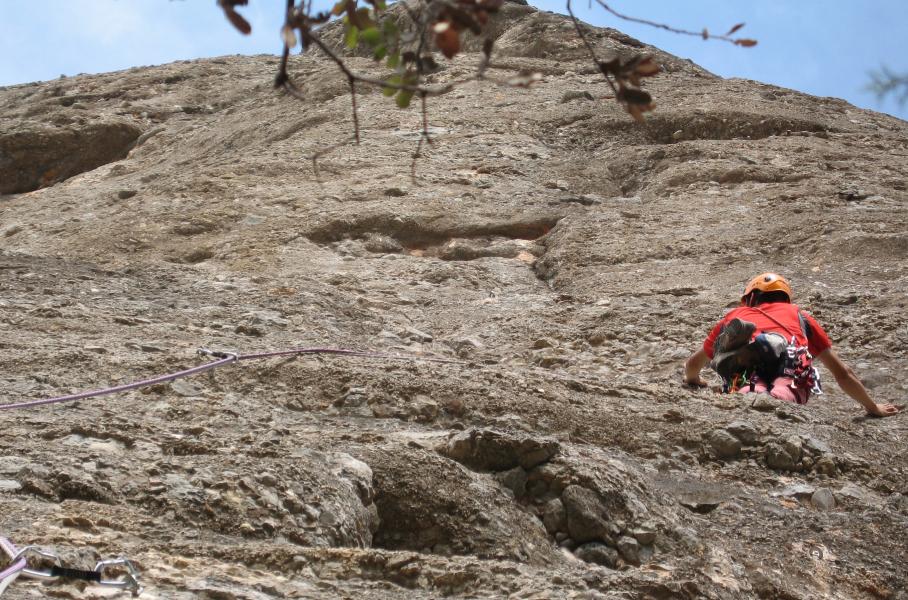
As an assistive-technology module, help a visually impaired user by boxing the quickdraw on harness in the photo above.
[0,537,142,596]
[718,307,822,402]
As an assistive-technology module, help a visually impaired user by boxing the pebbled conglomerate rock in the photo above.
[1,1,906,597]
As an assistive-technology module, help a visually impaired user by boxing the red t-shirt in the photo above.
[703,303,831,359]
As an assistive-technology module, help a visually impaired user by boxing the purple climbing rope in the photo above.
[0,353,238,411]
[235,346,461,364]
[0,537,26,595]
[0,346,463,411]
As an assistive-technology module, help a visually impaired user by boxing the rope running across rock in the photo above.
[0,346,464,411]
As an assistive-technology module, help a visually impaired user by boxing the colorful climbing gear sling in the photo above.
[715,306,822,402]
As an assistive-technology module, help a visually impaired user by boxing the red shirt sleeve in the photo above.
[800,311,832,357]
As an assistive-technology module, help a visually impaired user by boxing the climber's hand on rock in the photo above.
[867,403,901,418]
[682,376,709,389]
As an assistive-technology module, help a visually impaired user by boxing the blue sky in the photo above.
[1,1,906,121]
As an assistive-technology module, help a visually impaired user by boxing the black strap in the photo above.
[50,565,102,582]
[797,310,813,341]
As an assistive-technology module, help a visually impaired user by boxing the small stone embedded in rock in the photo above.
[543,498,567,534]
[811,488,836,510]
[836,483,881,506]
[447,336,483,359]
[764,442,797,471]
[234,324,264,337]
[886,493,908,514]
[401,326,433,343]
[814,456,838,476]
[337,386,368,408]
[775,483,816,499]
[0,479,22,493]
[440,428,559,471]
[782,435,803,463]
[532,351,569,369]
[838,188,870,201]
[750,395,778,412]
[256,472,278,487]
[774,405,806,423]
[708,429,742,459]
[725,421,759,445]
[182,248,214,264]
[117,189,137,199]
[494,466,528,497]
[617,535,642,565]
[630,525,657,546]
[562,485,610,544]
[327,452,376,504]
[409,395,440,423]
[364,234,403,254]
[560,90,594,103]
[242,310,290,328]
[318,509,339,526]
[574,542,618,567]
[241,215,266,226]
[2,224,23,237]
[0,456,27,475]
[170,380,205,397]
[559,538,578,551]
[679,499,721,514]
[801,435,832,456]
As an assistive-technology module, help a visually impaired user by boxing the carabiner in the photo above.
[95,558,143,596]
[10,546,62,580]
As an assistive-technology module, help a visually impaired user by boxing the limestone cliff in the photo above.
[1,5,907,598]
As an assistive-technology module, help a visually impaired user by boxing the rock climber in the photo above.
[682,272,900,418]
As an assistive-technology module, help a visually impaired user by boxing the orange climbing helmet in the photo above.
[742,272,792,305]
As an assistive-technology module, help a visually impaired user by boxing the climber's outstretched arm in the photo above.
[817,349,900,417]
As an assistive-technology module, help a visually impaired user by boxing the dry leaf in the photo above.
[634,57,661,77]
[281,25,298,48]
[218,0,252,35]
[617,87,652,106]
[726,23,745,36]
[435,26,461,59]
[734,38,758,47]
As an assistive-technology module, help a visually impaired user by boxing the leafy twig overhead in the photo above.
[591,1,757,47]
[868,66,908,106]
[218,0,757,167]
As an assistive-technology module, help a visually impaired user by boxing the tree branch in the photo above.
[593,0,756,45]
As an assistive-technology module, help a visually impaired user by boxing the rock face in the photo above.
[0,120,141,194]
[1,3,907,598]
